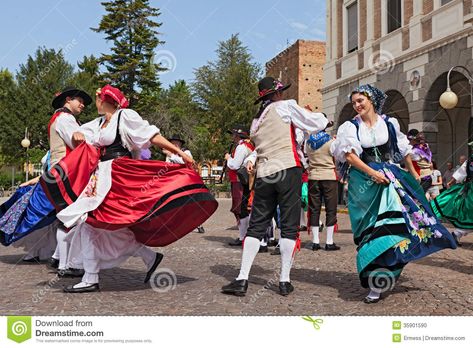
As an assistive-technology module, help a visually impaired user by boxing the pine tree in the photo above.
[92,0,165,106]
[71,55,101,123]
[193,34,261,160]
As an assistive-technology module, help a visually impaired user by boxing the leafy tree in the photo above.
[193,34,261,160]
[0,48,74,162]
[93,0,165,107]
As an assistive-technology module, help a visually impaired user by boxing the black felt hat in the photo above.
[52,86,92,109]
[254,76,291,104]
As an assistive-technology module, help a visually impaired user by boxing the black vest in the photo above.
[100,111,132,161]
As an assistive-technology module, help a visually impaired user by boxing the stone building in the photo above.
[323,0,473,169]
[266,40,326,111]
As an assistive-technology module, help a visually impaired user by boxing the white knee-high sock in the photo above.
[236,237,260,280]
[239,217,249,241]
[311,226,320,243]
[326,225,335,244]
[367,289,381,299]
[300,209,306,226]
[56,226,69,270]
[279,238,296,282]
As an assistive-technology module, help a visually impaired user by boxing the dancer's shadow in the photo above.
[38,267,198,293]
[203,235,240,249]
[414,257,473,276]
[0,254,46,265]
[211,264,279,288]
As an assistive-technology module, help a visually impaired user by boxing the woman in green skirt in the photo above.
[431,142,473,246]
[331,84,456,303]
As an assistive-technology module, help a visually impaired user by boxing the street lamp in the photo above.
[21,127,30,181]
[439,65,473,155]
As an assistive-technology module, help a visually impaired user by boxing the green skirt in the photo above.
[431,181,473,229]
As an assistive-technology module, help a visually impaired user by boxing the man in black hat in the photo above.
[48,86,92,277]
[222,77,328,297]
[163,134,192,164]
[224,125,255,247]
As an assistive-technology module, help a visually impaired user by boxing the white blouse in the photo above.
[330,114,412,163]
[80,109,160,158]
[453,161,468,183]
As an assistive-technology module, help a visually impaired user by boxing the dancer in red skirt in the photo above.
[41,85,218,293]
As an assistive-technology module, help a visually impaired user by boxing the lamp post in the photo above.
[439,65,473,160]
[21,127,30,182]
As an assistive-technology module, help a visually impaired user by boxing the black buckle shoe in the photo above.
[22,256,41,263]
[279,282,294,296]
[63,283,100,293]
[311,243,321,251]
[325,243,340,251]
[270,246,281,255]
[267,239,279,247]
[363,296,380,304]
[222,279,248,296]
[144,252,164,283]
[258,245,268,253]
[452,232,462,247]
[228,238,243,246]
[57,268,85,278]
[47,257,59,270]
[197,226,205,233]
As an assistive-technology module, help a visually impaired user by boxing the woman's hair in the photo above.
[432,160,438,170]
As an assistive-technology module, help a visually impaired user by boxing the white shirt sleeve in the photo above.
[227,144,248,170]
[55,113,81,149]
[389,117,412,157]
[330,121,362,163]
[452,161,468,183]
[120,109,160,150]
[168,150,192,164]
[79,118,102,145]
[245,150,257,166]
[282,99,329,134]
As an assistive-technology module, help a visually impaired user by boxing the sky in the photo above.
[0,0,326,88]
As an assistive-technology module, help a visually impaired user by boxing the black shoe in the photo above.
[22,256,40,263]
[259,245,268,253]
[311,243,321,251]
[325,243,341,251]
[63,283,100,293]
[57,268,85,278]
[270,246,281,255]
[144,252,164,283]
[299,225,307,231]
[279,282,294,296]
[47,257,59,270]
[197,226,205,233]
[363,296,380,304]
[221,279,248,296]
[228,238,243,246]
[452,232,462,247]
[267,239,279,247]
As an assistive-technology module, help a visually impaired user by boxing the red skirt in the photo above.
[40,143,218,246]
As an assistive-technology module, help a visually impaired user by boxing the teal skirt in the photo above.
[431,181,473,229]
[348,163,456,289]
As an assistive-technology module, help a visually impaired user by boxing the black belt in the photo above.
[100,150,132,161]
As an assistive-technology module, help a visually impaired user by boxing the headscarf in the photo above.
[97,84,129,108]
[350,84,387,114]
[307,131,331,151]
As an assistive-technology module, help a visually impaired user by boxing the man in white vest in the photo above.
[222,77,328,297]
[48,86,92,277]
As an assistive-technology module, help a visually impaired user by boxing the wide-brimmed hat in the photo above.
[254,77,291,104]
[168,134,186,146]
[226,125,250,139]
[52,86,92,109]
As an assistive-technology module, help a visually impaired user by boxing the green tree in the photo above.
[93,0,165,107]
[0,48,74,162]
[193,34,261,160]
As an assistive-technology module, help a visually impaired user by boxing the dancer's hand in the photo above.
[246,161,255,175]
[19,176,40,187]
[72,132,86,147]
[181,152,196,170]
[370,170,389,185]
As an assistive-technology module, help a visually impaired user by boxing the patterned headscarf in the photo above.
[350,84,387,114]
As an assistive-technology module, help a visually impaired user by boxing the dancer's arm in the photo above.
[150,134,195,167]
[403,155,421,182]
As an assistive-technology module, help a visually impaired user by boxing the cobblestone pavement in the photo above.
[0,198,472,316]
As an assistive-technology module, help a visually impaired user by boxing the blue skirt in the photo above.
[348,162,456,288]
[0,184,56,246]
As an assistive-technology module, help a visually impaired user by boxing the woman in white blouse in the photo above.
[331,84,456,303]
[42,85,218,293]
